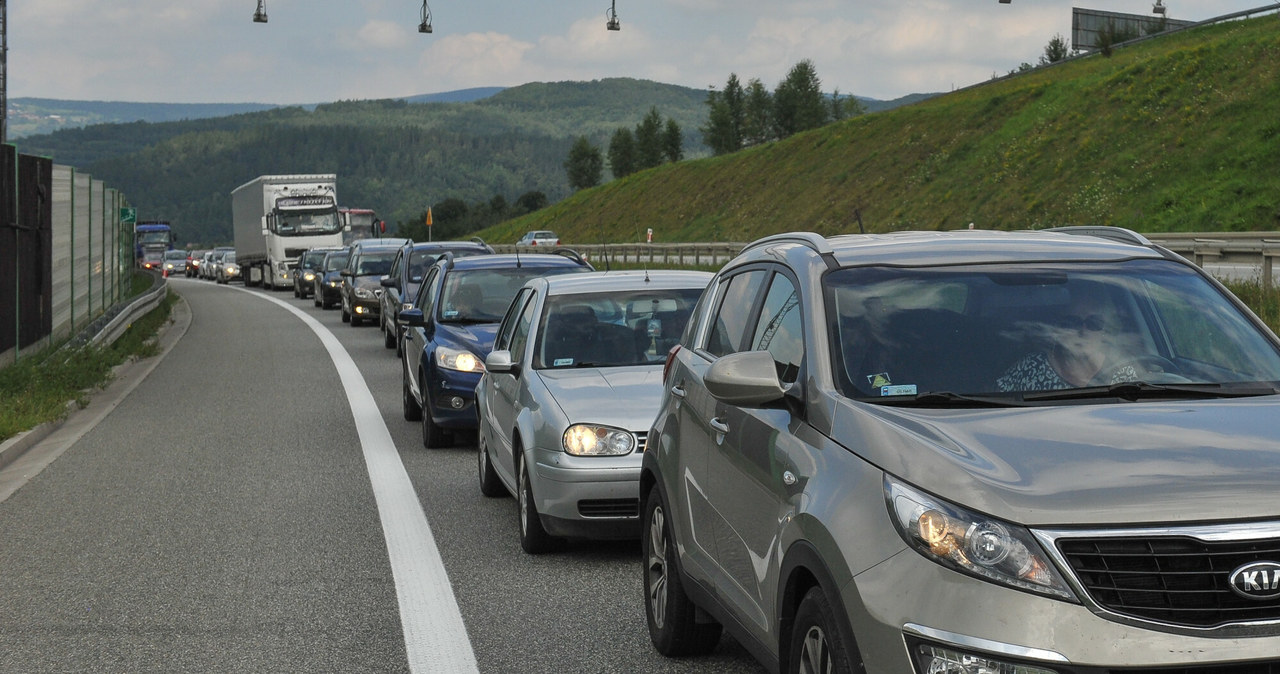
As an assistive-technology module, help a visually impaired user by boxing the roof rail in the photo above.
[741,232,834,257]
[554,248,591,268]
[471,236,495,253]
[741,232,840,270]
[1044,226,1152,247]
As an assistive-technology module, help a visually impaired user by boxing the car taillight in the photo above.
[531,240,537,245]
[662,344,681,383]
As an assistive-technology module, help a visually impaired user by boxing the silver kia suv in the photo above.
[641,227,1280,673]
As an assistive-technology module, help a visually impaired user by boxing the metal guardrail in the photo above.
[496,232,1280,285]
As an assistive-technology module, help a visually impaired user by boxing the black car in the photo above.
[313,248,350,309]
[341,238,409,327]
[295,246,343,299]
[379,239,494,354]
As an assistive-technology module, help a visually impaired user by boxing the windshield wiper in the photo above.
[875,391,1021,408]
[1023,381,1280,402]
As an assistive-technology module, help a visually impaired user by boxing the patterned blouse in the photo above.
[996,351,1138,392]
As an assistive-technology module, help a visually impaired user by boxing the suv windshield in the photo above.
[323,253,349,272]
[353,250,397,276]
[827,259,1280,400]
[439,267,582,323]
[300,251,328,270]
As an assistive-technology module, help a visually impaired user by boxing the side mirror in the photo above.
[704,351,786,407]
[399,308,426,328]
[485,350,516,374]
[339,270,351,277]
[381,277,397,287]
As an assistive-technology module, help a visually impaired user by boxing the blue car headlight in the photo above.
[435,346,485,373]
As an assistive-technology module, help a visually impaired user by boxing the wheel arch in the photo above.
[777,539,864,673]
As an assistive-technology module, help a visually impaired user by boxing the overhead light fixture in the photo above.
[607,1,620,30]
[419,0,433,33]
[998,0,1011,3]
[1153,0,1167,14]
[253,0,268,23]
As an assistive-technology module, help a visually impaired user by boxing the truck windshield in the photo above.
[138,231,171,244]
[274,210,341,237]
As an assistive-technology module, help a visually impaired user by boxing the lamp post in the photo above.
[607,1,620,30]
[253,0,268,23]
[419,0,432,33]
[2,0,8,144]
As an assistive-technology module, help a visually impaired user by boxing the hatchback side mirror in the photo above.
[381,277,397,287]
[704,351,786,407]
[485,350,516,374]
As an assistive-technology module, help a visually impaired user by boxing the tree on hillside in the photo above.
[663,119,684,163]
[1040,33,1071,65]
[701,74,745,156]
[635,107,666,170]
[513,190,549,215]
[565,136,603,191]
[609,127,637,178]
[773,60,829,138]
[742,78,774,147]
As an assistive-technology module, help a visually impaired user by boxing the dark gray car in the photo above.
[642,227,1280,673]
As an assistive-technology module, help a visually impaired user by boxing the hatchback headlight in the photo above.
[303,272,316,282]
[355,288,374,299]
[435,346,484,373]
[563,424,634,456]
[885,476,1075,600]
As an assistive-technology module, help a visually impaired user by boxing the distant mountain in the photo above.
[5,88,508,138]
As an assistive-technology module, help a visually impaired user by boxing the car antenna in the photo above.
[854,208,866,234]
[514,242,522,268]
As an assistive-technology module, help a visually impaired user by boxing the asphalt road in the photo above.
[0,277,766,674]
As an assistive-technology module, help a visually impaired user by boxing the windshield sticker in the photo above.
[553,358,574,367]
[881,384,918,397]
[867,372,892,388]
[443,309,459,318]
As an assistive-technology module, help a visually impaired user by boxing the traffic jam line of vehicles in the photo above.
[175,225,1280,673]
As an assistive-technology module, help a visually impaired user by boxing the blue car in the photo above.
[379,238,495,355]
[399,250,593,448]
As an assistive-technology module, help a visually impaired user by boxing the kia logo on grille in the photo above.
[1228,561,1280,600]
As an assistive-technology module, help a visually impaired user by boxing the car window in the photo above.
[494,288,533,351]
[324,253,349,271]
[826,260,1280,399]
[439,266,585,323]
[387,250,404,281]
[355,250,397,276]
[507,293,539,364]
[705,269,769,358]
[535,288,704,368]
[416,268,441,314]
[750,274,804,384]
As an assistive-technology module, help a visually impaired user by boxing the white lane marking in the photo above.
[241,286,479,673]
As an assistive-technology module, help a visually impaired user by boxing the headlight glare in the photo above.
[886,476,1075,600]
[435,346,484,373]
[563,424,634,456]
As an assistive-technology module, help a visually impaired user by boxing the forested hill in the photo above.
[13,79,715,246]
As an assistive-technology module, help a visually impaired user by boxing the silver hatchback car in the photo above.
[476,270,712,554]
[642,228,1280,673]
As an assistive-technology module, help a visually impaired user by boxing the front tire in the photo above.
[402,371,423,422]
[787,587,861,674]
[421,392,453,449]
[644,487,722,656]
[383,319,397,349]
[477,434,504,497]
[518,453,559,554]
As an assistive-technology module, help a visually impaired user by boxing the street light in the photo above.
[419,0,432,33]
[253,0,267,23]
[1153,0,1167,15]
[606,1,620,30]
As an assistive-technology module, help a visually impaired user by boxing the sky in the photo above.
[7,0,1272,105]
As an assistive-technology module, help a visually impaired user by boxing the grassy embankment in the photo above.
[0,274,177,442]
[480,13,1280,245]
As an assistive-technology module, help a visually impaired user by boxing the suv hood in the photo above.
[835,396,1280,526]
[540,367,663,430]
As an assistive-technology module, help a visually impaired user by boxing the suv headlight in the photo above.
[355,288,374,299]
[303,272,316,282]
[563,425,634,456]
[435,346,484,373]
[885,476,1076,600]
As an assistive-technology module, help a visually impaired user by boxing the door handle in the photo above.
[709,418,729,435]
[670,385,687,399]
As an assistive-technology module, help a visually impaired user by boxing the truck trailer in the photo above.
[231,175,346,290]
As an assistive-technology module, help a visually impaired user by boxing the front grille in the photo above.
[635,431,648,453]
[577,499,639,518]
[1058,535,1280,628]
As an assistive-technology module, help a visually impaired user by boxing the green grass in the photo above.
[0,284,178,443]
[478,13,1280,246]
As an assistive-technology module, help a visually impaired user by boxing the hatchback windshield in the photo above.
[354,250,397,276]
[827,259,1280,400]
[299,251,328,270]
[535,289,704,369]
[323,253,349,272]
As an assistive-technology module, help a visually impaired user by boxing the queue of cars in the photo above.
[184,226,1280,673]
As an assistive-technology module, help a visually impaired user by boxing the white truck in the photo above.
[231,174,347,290]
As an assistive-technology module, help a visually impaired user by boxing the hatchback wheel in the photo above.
[644,487,721,656]
[477,434,504,497]
[517,453,558,554]
[421,394,452,449]
[383,319,396,349]
[313,294,321,308]
[402,369,422,421]
[787,587,861,674]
